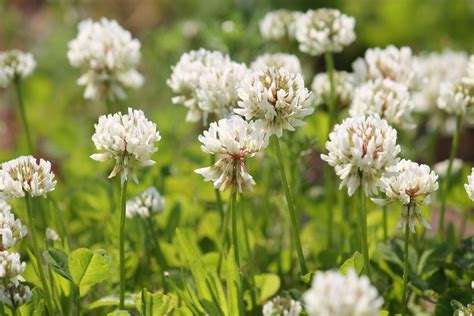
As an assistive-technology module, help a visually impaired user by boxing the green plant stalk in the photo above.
[211,155,225,227]
[76,286,81,316]
[402,204,411,316]
[11,307,18,316]
[357,185,372,279]
[24,195,54,315]
[271,136,308,275]
[230,190,239,266]
[324,164,335,248]
[438,114,461,239]
[14,78,33,153]
[383,205,388,241]
[143,217,168,269]
[119,178,128,310]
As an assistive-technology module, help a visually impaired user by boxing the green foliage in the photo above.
[69,248,111,296]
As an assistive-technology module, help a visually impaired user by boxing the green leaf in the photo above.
[69,248,110,296]
[107,311,130,316]
[87,294,136,310]
[135,290,177,315]
[226,246,241,316]
[44,248,73,282]
[254,273,280,304]
[339,251,364,275]
[435,288,472,316]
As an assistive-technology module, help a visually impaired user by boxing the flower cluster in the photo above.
[349,79,414,128]
[437,80,474,115]
[67,18,143,101]
[259,10,301,41]
[0,201,27,250]
[353,46,421,90]
[235,67,312,137]
[0,283,32,309]
[167,49,247,123]
[91,108,161,184]
[0,251,25,284]
[0,156,57,199]
[126,187,165,218]
[321,115,400,196]
[295,9,356,56]
[303,270,383,316]
[0,50,36,88]
[195,116,268,192]
[311,71,355,108]
[251,53,302,75]
[465,168,474,201]
[262,296,302,316]
[373,159,438,232]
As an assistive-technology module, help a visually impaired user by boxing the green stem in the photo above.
[24,195,54,315]
[76,286,81,316]
[119,179,128,310]
[438,114,461,239]
[357,185,372,280]
[143,217,168,269]
[230,190,239,266]
[383,205,388,241]
[271,136,308,275]
[402,204,411,316]
[324,51,337,129]
[324,164,335,248]
[14,78,33,153]
[211,155,225,227]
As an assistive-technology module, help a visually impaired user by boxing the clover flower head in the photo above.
[46,227,60,242]
[465,168,474,201]
[437,81,474,115]
[373,159,438,232]
[195,116,268,192]
[0,282,32,309]
[0,156,56,199]
[311,71,355,108]
[0,50,36,88]
[465,55,474,85]
[259,10,302,41]
[321,115,400,197]
[91,108,161,184]
[67,18,143,101]
[251,53,302,75]
[235,67,313,137]
[262,296,302,316]
[295,9,356,56]
[126,187,165,218]
[0,251,25,284]
[168,49,247,122]
[303,269,383,316]
[353,46,421,90]
[0,200,28,250]
[349,79,414,128]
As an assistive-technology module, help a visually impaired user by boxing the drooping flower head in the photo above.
[259,10,302,41]
[126,187,165,218]
[0,156,56,199]
[0,251,25,284]
[353,46,421,90]
[465,168,474,202]
[167,49,247,123]
[303,270,383,316]
[295,9,356,56]
[321,115,400,197]
[0,200,28,250]
[373,159,438,232]
[0,50,36,88]
[311,71,355,108]
[91,108,161,183]
[0,282,32,309]
[263,296,302,316]
[67,18,143,101]
[195,116,268,192]
[235,67,313,137]
[251,53,302,75]
[349,79,414,128]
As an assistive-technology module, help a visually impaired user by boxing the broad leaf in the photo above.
[44,248,73,282]
[339,251,364,275]
[69,248,110,296]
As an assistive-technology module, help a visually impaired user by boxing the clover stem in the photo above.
[14,78,33,153]
[119,178,128,309]
[383,205,388,241]
[230,190,239,266]
[210,155,225,228]
[357,183,372,280]
[402,204,411,316]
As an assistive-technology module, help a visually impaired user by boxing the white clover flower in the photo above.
[0,156,56,199]
[437,81,474,115]
[167,49,247,123]
[235,67,313,137]
[91,108,161,184]
[126,187,165,218]
[465,168,474,201]
[0,283,32,309]
[413,50,469,112]
[373,159,438,232]
[353,46,421,90]
[195,116,268,192]
[311,71,355,108]
[0,200,27,250]
[464,55,474,85]
[295,9,356,56]
[259,10,302,41]
[251,53,302,75]
[45,227,60,242]
[263,296,302,316]
[67,18,143,101]
[0,50,36,88]
[349,79,414,128]
[0,251,25,284]
[321,115,400,197]
[303,270,383,316]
